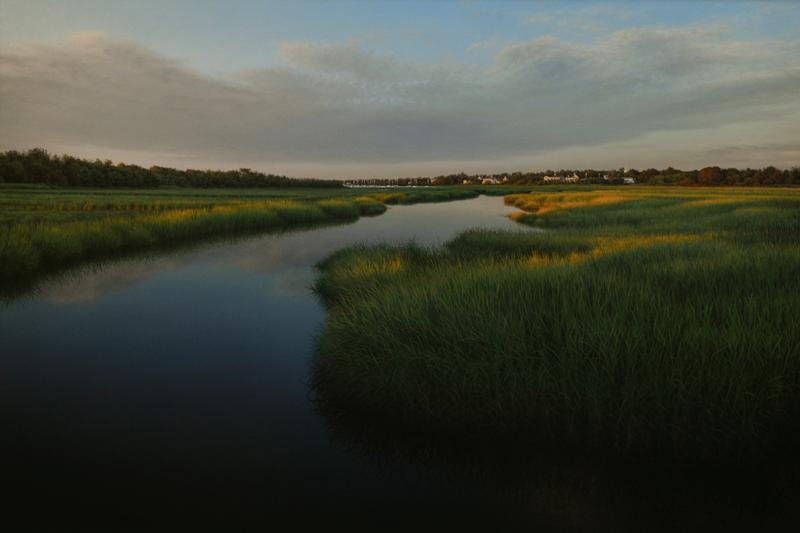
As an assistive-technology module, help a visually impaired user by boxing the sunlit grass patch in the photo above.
[589,232,711,257]
[317,199,361,219]
[505,191,630,216]
[508,210,530,222]
[353,197,388,216]
[680,197,748,208]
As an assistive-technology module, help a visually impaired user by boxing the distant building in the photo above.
[543,175,562,183]
[564,173,580,183]
[481,177,499,185]
[623,177,636,184]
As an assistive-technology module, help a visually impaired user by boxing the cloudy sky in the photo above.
[1,1,798,178]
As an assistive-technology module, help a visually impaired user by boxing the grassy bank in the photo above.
[312,187,800,464]
[0,186,481,282]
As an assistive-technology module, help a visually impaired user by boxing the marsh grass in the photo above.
[313,187,800,465]
[0,186,474,283]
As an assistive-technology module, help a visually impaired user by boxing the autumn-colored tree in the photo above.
[698,166,724,185]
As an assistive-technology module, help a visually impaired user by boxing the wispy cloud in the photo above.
[1,26,798,175]
[526,3,636,33]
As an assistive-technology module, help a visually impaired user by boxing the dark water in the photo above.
[1,196,790,531]
[1,197,543,529]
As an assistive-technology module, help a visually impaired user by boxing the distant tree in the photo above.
[698,166,724,186]
[0,148,341,188]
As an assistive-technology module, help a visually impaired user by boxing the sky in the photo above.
[1,0,798,178]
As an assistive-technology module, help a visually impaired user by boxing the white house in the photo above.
[543,175,562,183]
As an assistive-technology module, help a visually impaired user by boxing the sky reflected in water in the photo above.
[1,196,537,525]
[29,195,526,304]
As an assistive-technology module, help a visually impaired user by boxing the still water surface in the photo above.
[2,196,539,526]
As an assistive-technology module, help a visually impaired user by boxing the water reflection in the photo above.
[0,196,547,528]
[20,196,529,304]
[35,256,188,304]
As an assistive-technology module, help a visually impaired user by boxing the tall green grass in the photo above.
[0,186,472,282]
[312,188,800,464]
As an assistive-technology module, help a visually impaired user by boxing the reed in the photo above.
[0,186,477,282]
[312,187,800,464]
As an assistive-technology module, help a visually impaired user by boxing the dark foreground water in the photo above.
[0,197,535,529]
[0,196,791,531]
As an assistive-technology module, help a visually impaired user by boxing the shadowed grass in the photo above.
[313,187,800,465]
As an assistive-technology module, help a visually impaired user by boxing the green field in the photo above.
[312,186,800,465]
[0,185,489,283]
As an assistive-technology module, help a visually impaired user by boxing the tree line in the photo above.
[420,166,800,187]
[1,148,797,188]
[0,148,342,188]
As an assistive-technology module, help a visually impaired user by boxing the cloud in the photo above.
[0,28,798,175]
[278,40,403,82]
[526,3,635,33]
